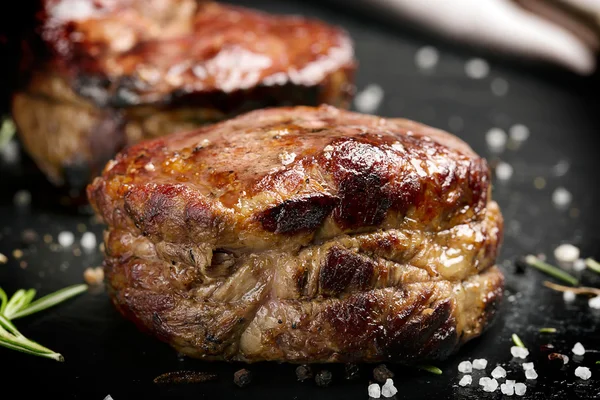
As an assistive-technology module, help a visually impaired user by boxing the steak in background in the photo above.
[12,1,355,190]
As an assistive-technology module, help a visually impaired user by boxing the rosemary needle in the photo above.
[524,255,578,286]
[585,258,600,274]
[418,365,443,375]
[512,333,525,348]
[539,328,557,334]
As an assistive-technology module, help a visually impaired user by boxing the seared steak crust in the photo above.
[88,105,504,363]
[12,1,355,186]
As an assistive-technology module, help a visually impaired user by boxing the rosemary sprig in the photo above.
[524,255,578,286]
[418,365,443,375]
[0,284,87,361]
[543,281,600,296]
[585,258,600,274]
[539,328,557,334]
[512,333,525,348]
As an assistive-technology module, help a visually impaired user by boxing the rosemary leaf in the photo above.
[524,255,578,286]
[22,289,36,309]
[585,258,600,274]
[539,328,557,334]
[0,314,23,337]
[0,337,63,361]
[0,287,7,314]
[10,284,88,320]
[418,365,443,375]
[4,289,27,318]
[512,333,525,348]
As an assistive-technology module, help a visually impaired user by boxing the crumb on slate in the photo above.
[315,370,332,387]
[233,368,252,388]
[296,364,313,382]
[373,364,394,384]
[345,363,360,380]
[83,266,104,285]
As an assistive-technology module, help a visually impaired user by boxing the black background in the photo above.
[1,1,599,399]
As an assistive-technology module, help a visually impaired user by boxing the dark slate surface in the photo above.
[1,1,599,399]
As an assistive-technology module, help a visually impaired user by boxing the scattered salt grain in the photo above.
[511,346,529,359]
[0,140,19,164]
[552,160,570,177]
[501,382,515,396]
[491,78,509,96]
[103,396,114,400]
[58,231,75,247]
[574,366,591,380]
[368,383,381,398]
[508,295,516,302]
[514,382,527,396]
[563,291,576,302]
[473,359,488,370]
[485,128,507,153]
[458,360,472,373]
[0,252,6,264]
[589,296,600,309]
[491,366,506,379]
[465,58,490,79]
[554,244,579,263]
[573,259,586,272]
[525,369,538,380]
[381,378,398,398]
[509,124,530,143]
[13,190,31,207]
[495,162,513,181]
[81,232,97,250]
[144,162,155,171]
[458,375,472,387]
[552,187,572,209]
[483,378,499,393]
[522,362,534,371]
[479,377,492,386]
[415,46,439,70]
[572,342,585,356]
[354,84,384,114]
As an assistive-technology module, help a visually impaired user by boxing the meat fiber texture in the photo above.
[88,105,504,363]
[11,0,355,188]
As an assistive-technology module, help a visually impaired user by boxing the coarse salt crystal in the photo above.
[479,377,492,386]
[415,46,439,70]
[554,244,579,263]
[354,84,384,114]
[511,346,529,359]
[458,360,472,373]
[368,383,381,398]
[514,383,527,396]
[589,296,600,309]
[459,375,472,387]
[381,379,397,398]
[81,232,97,250]
[575,366,591,380]
[491,366,506,379]
[483,378,499,393]
[552,188,572,209]
[465,58,490,79]
[103,396,114,400]
[58,231,75,247]
[563,291,576,302]
[473,359,487,370]
[522,362,534,371]
[525,369,538,380]
[509,124,530,142]
[13,190,31,207]
[501,383,515,396]
[495,162,513,181]
[485,128,507,153]
[572,342,585,356]
[144,162,155,171]
[573,259,586,271]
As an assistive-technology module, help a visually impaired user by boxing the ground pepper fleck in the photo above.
[296,365,313,381]
[233,369,252,388]
[315,370,332,387]
[373,364,394,384]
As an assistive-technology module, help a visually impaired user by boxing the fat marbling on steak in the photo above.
[12,0,355,189]
[87,105,504,363]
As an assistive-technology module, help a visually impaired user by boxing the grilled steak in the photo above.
[12,1,355,189]
[87,105,504,363]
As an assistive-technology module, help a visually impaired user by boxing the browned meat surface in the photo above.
[88,105,504,363]
[12,1,355,188]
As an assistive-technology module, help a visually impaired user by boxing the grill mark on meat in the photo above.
[319,246,375,297]
[258,193,338,234]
